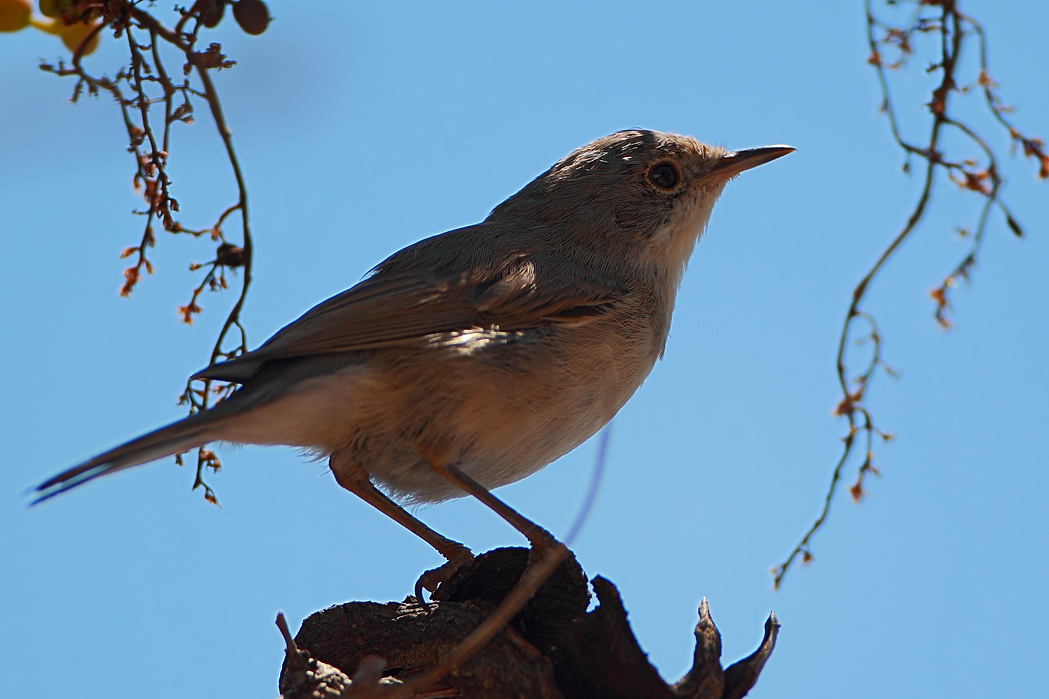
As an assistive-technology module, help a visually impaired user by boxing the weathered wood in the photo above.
[279,547,778,699]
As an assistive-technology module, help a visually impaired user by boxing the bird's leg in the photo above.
[330,452,473,602]
[372,456,571,698]
[427,460,564,558]
[379,536,568,699]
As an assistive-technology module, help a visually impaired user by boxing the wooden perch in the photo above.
[278,547,778,698]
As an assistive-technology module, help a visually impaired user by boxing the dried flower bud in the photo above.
[216,242,245,268]
[1005,214,1023,238]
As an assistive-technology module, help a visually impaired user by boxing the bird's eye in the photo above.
[647,161,681,191]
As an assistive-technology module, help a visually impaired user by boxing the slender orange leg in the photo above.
[428,461,561,553]
[374,458,572,698]
[329,448,572,695]
[330,452,473,601]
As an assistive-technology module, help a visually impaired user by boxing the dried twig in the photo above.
[39,1,271,502]
[773,0,1046,588]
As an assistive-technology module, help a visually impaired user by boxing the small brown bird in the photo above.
[35,129,792,591]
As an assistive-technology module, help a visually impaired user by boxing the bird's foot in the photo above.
[525,526,565,565]
[415,545,474,604]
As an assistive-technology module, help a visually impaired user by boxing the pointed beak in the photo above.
[711,145,795,180]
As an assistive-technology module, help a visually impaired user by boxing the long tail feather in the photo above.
[32,415,223,505]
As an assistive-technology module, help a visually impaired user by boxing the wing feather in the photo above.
[194,224,623,382]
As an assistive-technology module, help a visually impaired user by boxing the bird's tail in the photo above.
[31,412,226,505]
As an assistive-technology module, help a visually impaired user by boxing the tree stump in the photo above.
[279,547,778,698]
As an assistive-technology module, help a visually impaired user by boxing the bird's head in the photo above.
[489,129,793,281]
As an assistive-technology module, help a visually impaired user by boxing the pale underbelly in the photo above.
[214,329,658,503]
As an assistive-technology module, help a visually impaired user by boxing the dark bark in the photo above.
[279,547,778,699]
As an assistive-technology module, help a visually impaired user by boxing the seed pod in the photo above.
[197,0,226,29]
[38,0,74,19]
[61,19,101,56]
[232,0,269,36]
[0,0,31,33]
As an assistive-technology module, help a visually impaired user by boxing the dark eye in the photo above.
[647,161,680,190]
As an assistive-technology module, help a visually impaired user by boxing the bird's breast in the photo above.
[356,303,664,502]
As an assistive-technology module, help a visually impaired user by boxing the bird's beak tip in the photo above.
[713,145,795,179]
[726,144,796,163]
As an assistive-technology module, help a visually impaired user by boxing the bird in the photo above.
[34,129,792,593]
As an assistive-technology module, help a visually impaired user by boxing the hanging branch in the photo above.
[773,0,1047,588]
[36,0,272,503]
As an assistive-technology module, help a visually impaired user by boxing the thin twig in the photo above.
[43,4,256,503]
[774,0,1044,588]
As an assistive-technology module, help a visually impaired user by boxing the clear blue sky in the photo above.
[2,2,1046,697]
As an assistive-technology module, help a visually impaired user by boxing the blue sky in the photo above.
[2,2,1046,697]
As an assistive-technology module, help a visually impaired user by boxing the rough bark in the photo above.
[278,547,778,699]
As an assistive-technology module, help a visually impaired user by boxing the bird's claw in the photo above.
[414,548,475,604]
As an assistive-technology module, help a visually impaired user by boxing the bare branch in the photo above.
[774,0,1045,588]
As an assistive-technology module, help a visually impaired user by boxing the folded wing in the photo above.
[195,224,624,382]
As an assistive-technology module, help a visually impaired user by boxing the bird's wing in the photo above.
[194,225,623,382]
